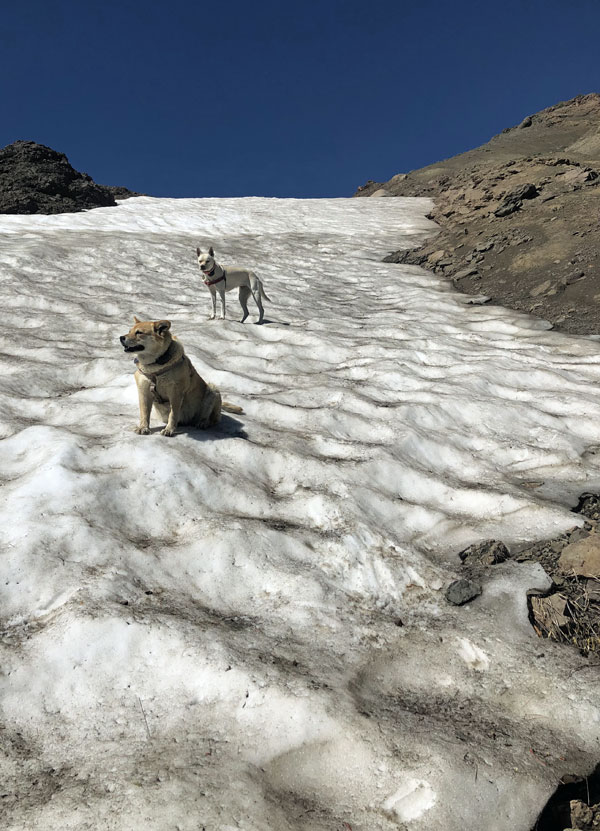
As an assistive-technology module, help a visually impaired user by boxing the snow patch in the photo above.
[457,637,490,670]
[383,778,437,822]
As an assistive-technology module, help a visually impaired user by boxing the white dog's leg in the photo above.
[208,288,217,320]
[250,274,265,324]
[238,286,251,323]
[218,287,226,320]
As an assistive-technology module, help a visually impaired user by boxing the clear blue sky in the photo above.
[1,0,599,198]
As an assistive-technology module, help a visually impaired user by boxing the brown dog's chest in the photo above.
[135,356,206,404]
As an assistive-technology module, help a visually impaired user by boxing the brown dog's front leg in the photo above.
[134,374,153,434]
[161,392,184,437]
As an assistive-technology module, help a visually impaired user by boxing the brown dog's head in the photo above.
[120,317,172,359]
[196,246,216,275]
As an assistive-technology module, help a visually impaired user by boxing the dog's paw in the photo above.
[134,426,150,435]
[160,427,176,437]
[208,314,216,320]
[219,315,226,320]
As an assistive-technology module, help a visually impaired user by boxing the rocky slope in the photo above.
[355,93,600,335]
[0,140,139,214]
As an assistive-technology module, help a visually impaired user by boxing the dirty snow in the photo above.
[0,195,599,830]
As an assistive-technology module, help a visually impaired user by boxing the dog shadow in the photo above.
[258,318,289,326]
[180,413,248,442]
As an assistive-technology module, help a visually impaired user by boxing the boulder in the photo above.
[494,199,522,217]
[445,578,482,605]
[558,535,600,578]
[511,183,539,200]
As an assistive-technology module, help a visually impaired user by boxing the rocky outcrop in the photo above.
[0,140,139,215]
[355,93,600,335]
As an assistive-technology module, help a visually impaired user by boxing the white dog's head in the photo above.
[196,246,216,275]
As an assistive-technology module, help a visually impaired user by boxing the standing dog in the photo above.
[196,246,271,324]
[120,317,242,437]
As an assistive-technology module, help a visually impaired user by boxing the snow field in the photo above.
[0,196,599,830]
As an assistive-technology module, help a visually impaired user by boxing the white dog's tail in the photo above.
[259,281,271,302]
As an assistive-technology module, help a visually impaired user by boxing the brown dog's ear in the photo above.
[208,246,214,257]
[154,320,171,335]
[133,315,142,323]
[196,247,201,257]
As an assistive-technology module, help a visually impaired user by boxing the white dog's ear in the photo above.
[208,246,215,257]
[196,247,202,257]
[133,315,142,323]
[154,320,171,335]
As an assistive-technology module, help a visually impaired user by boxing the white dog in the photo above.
[196,246,271,324]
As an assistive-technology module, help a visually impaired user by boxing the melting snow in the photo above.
[0,196,599,830]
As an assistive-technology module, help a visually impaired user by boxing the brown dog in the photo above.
[120,317,242,436]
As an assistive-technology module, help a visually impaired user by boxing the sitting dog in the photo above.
[196,246,271,324]
[120,317,242,436]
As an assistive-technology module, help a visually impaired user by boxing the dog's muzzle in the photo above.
[120,335,144,353]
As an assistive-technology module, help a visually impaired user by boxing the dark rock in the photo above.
[106,185,140,200]
[458,539,510,567]
[0,140,139,215]
[512,183,539,200]
[564,270,585,284]
[573,492,600,521]
[453,267,479,281]
[382,248,428,265]
[445,578,482,605]
[518,116,533,129]
[494,184,538,218]
[494,199,522,217]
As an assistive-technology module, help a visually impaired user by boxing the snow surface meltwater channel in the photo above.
[0,196,599,830]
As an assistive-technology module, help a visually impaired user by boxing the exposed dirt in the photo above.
[355,93,600,336]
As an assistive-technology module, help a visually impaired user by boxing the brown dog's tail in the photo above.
[222,401,244,414]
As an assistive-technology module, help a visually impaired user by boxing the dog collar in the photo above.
[154,340,178,365]
[134,341,182,373]
[203,269,226,287]
[202,264,216,277]
[135,352,185,378]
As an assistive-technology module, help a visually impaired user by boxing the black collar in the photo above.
[155,340,178,365]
